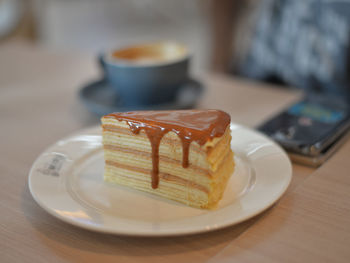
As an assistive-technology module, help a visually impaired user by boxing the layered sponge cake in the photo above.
[101,110,234,209]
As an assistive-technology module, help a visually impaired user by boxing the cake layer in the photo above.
[105,168,209,207]
[104,147,233,190]
[103,144,233,187]
[104,149,210,188]
[104,150,234,208]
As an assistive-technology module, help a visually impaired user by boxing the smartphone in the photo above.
[257,94,350,167]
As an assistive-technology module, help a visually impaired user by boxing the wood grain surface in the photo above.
[1,42,348,263]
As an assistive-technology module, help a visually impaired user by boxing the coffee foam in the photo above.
[111,42,187,65]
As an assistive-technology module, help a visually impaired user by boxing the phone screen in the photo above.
[258,95,350,156]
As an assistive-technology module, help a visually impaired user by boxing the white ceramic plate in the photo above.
[28,123,292,236]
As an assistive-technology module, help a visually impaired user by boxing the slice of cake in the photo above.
[101,109,234,209]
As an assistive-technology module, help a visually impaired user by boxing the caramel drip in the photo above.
[181,138,191,168]
[105,110,230,189]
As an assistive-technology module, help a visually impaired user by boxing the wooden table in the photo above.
[1,43,349,262]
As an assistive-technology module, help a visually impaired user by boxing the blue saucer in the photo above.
[78,78,204,116]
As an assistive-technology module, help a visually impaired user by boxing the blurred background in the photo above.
[0,0,349,96]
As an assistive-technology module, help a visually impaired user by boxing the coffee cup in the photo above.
[100,42,190,106]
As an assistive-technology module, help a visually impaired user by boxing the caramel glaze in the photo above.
[104,110,231,189]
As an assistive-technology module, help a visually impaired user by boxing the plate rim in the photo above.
[28,123,292,236]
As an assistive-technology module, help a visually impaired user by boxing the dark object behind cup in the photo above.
[99,53,190,107]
